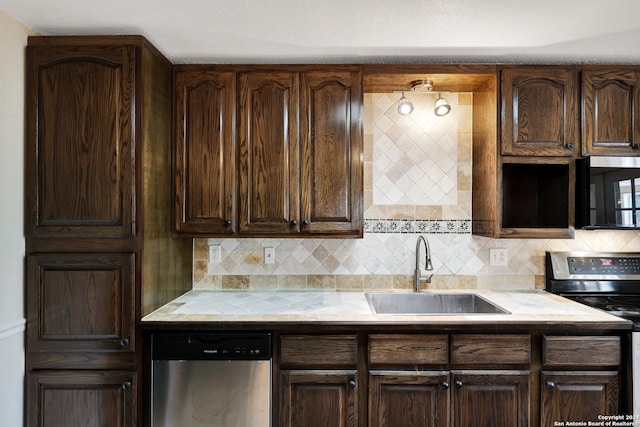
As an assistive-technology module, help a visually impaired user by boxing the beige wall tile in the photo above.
[250,275,278,289]
[194,275,222,290]
[222,275,250,290]
[388,205,415,220]
[308,275,336,289]
[336,275,364,290]
[393,275,413,290]
[279,275,307,289]
[364,275,393,290]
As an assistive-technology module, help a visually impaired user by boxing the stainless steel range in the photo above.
[546,251,638,421]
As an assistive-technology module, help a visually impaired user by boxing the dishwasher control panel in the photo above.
[152,332,272,361]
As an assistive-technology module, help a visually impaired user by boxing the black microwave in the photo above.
[576,156,640,229]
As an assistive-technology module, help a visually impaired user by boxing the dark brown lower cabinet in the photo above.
[273,331,624,427]
[368,371,449,427]
[26,252,135,369]
[280,370,358,427]
[27,370,137,427]
[540,371,619,425]
[451,370,530,427]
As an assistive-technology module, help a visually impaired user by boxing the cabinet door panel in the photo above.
[280,370,357,427]
[27,253,135,368]
[369,371,449,427]
[239,71,300,233]
[26,45,135,238]
[541,371,619,424]
[174,70,235,234]
[300,69,363,235]
[452,370,529,427]
[582,67,640,155]
[501,66,578,156]
[27,370,136,427]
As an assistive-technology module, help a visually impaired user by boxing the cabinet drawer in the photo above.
[451,334,531,365]
[280,335,357,368]
[543,336,620,367]
[368,334,448,366]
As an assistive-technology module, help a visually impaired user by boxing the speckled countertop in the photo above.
[142,289,632,327]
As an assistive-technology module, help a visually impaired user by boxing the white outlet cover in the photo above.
[208,244,221,264]
[264,247,275,264]
[490,248,508,266]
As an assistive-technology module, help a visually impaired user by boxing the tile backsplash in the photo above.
[192,93,640,291]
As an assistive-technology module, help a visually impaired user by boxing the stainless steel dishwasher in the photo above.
[151,332,272,427]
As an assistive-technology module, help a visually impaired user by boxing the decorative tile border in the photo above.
[364,219,471,234]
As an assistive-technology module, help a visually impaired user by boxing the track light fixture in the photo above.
[394,79,451,116]
[397,92,414,115]
[434,95,451,116]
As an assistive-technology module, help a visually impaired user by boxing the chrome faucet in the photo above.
[415,235,434,292]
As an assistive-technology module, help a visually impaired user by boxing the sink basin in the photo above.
[365,293,509,315]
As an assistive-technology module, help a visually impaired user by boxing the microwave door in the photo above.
[577,156,640,229]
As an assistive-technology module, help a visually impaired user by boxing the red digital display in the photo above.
[599,258,615,266]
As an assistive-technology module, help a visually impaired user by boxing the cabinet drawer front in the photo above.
[451,334,531,365]
[368,334,448,366]
[280,335,357,367]
[543,336,620,366]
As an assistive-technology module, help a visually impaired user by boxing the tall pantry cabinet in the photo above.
[24,36,192,426]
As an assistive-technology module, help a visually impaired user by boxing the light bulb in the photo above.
[397,93,414,115]
[434,96,451,116]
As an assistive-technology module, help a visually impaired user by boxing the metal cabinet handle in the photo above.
[122,381,132,391]
[348,380,356,389]
[547,381,555,389]
[455,380,463,388]
[224,220,232,226]
[302,220,309,226]
[441,381,450,389]
[290,220,297,226]
[566,142,574,149]
[120,338,129,347]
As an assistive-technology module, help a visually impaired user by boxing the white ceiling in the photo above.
[2,0,640,64]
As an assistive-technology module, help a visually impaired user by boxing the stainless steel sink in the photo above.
[365,292,509,315]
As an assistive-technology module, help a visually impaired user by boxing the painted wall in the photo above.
[0,10,32,427]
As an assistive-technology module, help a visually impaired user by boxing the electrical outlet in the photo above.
[490,248,508,266]
[208,244,221,264]
[264,247,275,264]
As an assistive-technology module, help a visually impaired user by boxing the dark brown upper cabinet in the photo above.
[173,68,236,234]
[299,70,363,236]
[582,66,640,156]
[501,66,579,157]
[238,69,301,235]
[175,65,363,237]
[26,44,136,238]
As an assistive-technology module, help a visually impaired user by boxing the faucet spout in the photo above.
[415,235,434,292]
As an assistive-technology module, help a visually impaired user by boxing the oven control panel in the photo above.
[548,252,640,280]
[567,256,640,275]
